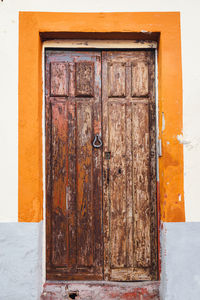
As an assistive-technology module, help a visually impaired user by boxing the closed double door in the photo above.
[45,49,157,281]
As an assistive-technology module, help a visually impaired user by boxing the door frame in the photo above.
[42,40,159,281]
[18,12,185,285]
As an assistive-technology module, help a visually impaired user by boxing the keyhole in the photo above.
[118,168,122,174]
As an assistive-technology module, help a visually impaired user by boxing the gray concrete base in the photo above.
[1,221,200,299]
[160,222,200,300]
[0,222,43,300]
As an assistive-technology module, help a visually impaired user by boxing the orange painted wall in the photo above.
[18,12,185,222]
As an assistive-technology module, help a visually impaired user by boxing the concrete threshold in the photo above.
[41,280,160,300]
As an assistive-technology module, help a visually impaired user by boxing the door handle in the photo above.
[92,134,103,148]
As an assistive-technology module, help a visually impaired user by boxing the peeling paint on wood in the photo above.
[75,62,94,97]
[46,50,102,280]
[132,62,149,97]
[50,62,69,96]
[102,50,157,281]
[46,49,157,281]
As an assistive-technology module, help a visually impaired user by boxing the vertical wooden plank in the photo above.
[125,103,134,268]
[109,102,127,268]
[149,99,158,279]
[92,54,103,270]
[76,102,93,267]
[102,51,110,279]
[148,52,158,279]
[45,97,52,273]
[125,61,134,269]
[132,103,151,267]
[51,101,68,266]
[67,101,77,267]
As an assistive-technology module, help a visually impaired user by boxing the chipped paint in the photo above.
[46,50,103,280]
[41,281,160,299]
[18,13,184,223]
[44,39,157,49]
[178,194,182,202]
[162,112,165,132]
[102,50,157,280]
[177,134,190,145]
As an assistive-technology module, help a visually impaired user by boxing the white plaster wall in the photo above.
[0,0,200,222]
[160,222,200,300]
[0,222,43,300]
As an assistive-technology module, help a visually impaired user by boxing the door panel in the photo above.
[46,51,103,280]
[46,49,157,281]
[132,103,150,268]
[109,102,127,268]
[102,51,157,281]
[51,101,68,267]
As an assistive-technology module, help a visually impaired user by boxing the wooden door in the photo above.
[45,50,103,280]
[102,51,157,281]
[45,49,157,281]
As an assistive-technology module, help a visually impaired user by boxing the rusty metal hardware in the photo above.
[92,134,103,148]
[105,152,111,160]
[158,139,162,157]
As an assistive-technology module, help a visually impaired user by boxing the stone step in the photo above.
[41,281,160,300]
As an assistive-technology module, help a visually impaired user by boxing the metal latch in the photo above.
[92,134,103,148]
[105,152,111,160]
[158,139,162,157]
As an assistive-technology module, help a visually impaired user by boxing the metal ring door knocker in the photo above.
[92,134,103,148]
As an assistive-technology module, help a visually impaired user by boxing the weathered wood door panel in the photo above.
[46,51,103,280]
[102,51,157,281]
[45,49,157,281]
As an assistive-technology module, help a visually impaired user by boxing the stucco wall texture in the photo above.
[1,222,200,300]
[0,222,43,300]
[160,223,200,300]
[1,0,200,224]
[1,0,200,300]
[18,11,184,224]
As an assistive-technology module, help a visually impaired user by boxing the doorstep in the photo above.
[41,281,160,300]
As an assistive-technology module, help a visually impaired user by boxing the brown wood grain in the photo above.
[46,49,157,281]
[109,102,126,268]
[45,96,52,273]
[51,101,68,266]
[50,62,69,96]
[67,101,77,267]
[76,102,93,266]
[75,62,94,97]
[108,62,126,97]
[132,62,149,97]
[132,103,150,268]
[46,50,102,279]
[102,50,157,281]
